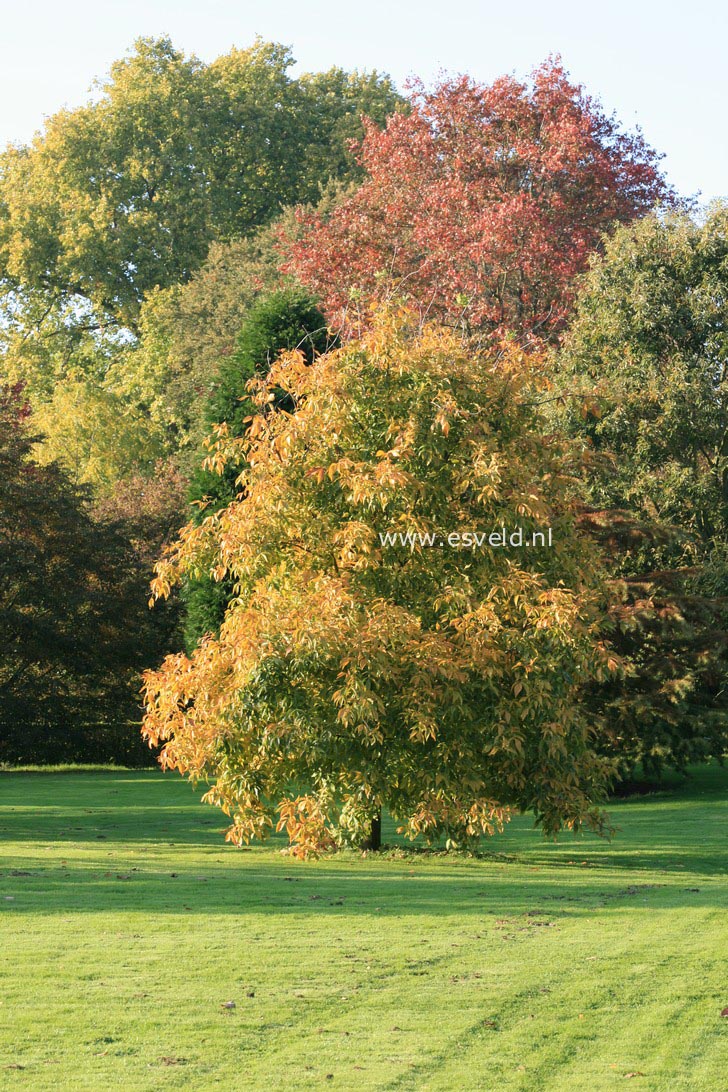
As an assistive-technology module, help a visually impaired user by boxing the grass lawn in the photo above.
[0,766,726,1091]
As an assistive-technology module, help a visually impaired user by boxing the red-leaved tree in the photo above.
[285,59,672,341]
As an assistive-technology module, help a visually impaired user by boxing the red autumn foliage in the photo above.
[284,58,672,341]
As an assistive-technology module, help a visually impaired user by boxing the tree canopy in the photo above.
[556,206,728,542]
[143,314,618,855]
[0,39,401,485]
[183,287,332,650]
[5,38,720,813]
[553,206,728,773]
[0,385,180,763]
[0,38,401,335]
[285,58,671,341]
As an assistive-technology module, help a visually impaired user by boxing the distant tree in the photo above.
[0,39,401,486]
[183,288,332,649]
[0,387,184,764]
[0,38,401,336]
[285,58,671,341]
[30,378,168,493]
[92,458,188,576]
[143,313,618,856]
[124,221,286,460]
[556,206,728,540]
[552,207,728,774]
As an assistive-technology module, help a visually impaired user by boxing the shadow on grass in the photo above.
[2,799,726,872]
[0,855,722,917]
[1,767,726,923]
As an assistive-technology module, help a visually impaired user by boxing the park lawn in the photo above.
[0,766,726,1091]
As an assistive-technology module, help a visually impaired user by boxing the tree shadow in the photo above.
[1,767,726,923]
[0,856,722,917]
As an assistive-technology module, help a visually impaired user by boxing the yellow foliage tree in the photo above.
[143,312,619,855]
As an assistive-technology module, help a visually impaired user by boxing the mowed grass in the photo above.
[0,767,726,1091]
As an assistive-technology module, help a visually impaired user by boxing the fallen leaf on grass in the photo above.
[720,1007,728,1017]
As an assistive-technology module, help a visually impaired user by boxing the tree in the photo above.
[143,313,619,856]
[0,385,177,763]
[125,189,353,463]
[30,378,168,492]
[123,221,285,461]
[284,58,671,342]
[184,287,332,650]
[0,37,401,336]
[555,206,728,540]
[552,206,728,773]
[92,458,188,580]
[0,39,401,487]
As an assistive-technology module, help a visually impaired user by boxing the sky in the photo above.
[0,0,725,203]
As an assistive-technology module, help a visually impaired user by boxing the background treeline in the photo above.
[0,37,399,763]
[1,38,727,783]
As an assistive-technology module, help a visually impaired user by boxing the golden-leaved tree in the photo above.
[143,312,620,855]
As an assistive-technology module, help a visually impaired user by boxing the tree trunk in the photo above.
[362,810,382,851]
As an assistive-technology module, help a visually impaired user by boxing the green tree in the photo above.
[124,187,354,462]
[122,223,284,460]
[183,288,332,649]
[30,378,167,492]
[144,314,618,855]
[0,385,181,763]
[0,39,400,487]
[552,206,728,773]
[0,38,400,336]
[556,206,728,541]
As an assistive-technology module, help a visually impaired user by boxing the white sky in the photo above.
[0,0,725,203]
